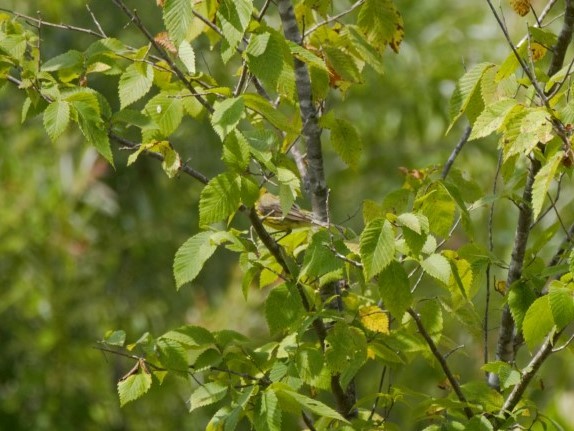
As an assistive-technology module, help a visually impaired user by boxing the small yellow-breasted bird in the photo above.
[255,191,329,230]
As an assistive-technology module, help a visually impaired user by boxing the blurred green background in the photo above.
[2,0,574,429]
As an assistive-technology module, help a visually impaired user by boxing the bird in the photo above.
[255,191,329,230]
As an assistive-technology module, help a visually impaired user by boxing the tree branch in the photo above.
[488,0,574,389]
[110,0,213,114]
[0,7,106,38]
[277,0,328,221]
[547,0,574,78]
[441,124,471,179]
[108,132,210,184]
[499,330,561,418]
[276,1,356,418]
[407,307,473,419]
[489,158,540,388]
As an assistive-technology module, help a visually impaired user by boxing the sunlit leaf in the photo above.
[359,305,389,334]
[523,296,554,350]
[532,151,563,220]
[211,97,244,140]
[360,218,395,279]
[118,369,152,406]
[43,100,70,141]
[118,62,154,109]
[189,382,228,412]
[163,0,194,44]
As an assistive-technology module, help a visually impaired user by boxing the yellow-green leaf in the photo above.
[359,305,389,334]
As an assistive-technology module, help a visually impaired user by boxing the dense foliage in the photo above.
[3,0,574,430]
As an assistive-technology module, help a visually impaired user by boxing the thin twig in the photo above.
[368,366,387,421]
[302,411,317,431]
[0,7,106,38]
[552,333,574,352]
[109,132,210,185]
[192,10,224,38]
[407,307,473,419]
[531,174,563,228]
[86,4,107,37]
[110,0,213,113]
[441,125,472,179]
[257,0,274,21]
[484,151,502,369]
[303,0,366,39]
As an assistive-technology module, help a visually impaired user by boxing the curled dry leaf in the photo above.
[510,0,530,16]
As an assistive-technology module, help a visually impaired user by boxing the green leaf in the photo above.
[119,62,154,109]
[357,0,403,53]
[127,140,181,178]
[162,325,216,347]
[447,256,475,305]
[255,389,281,431]
[324,46,361,83]
[523,296,554,350]
[217,0,253,63]
[69,92,114,165]
[397,212,428,235]
[273,383,349,423]
[345,25,385,74]
[481,361,520,391]
[0,34,27,63]
[112,109,153,128]
[189,382,228,412]
[501,107,553,160]
[548,282,574,330]
[104,330,126,347]
[328,117,362,169]
[118,371,152,407]
[288,41,329,72]
[421,253,451,285]
[378,261,412,319]
[468,99,517,140]
[532,151,563,220]
[43,100,70,141]
[242,93,298,134]
[145,91,184,136]
[156,337,189,373]
[211,97,244,141]
[507,282,536,331]
[163,0,194,44]
[264,284,305,335]
[325,322,368,387]
[360,218,395,279]
[418,300,443,339]
[222,130,250,172]
[245,31,284,90]
[496,44,528,81]
[41,50,83,72]
[173,231,218,289]
[178,40,195,73]
[296,346,325,386]
[417,182,456,238]
[199,173,241,225]
[447,63,495,134]
[362,199,385,224]
[300,231,344,279]
[193,348,222,371]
